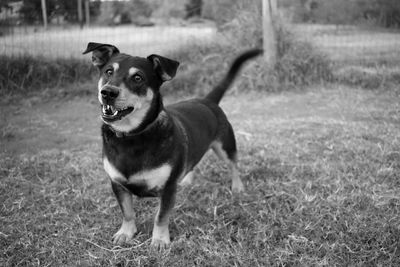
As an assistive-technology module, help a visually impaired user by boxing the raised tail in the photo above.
[205,48,263,104]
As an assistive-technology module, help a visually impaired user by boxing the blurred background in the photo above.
[1,0,400,58]
[1,0,400,95]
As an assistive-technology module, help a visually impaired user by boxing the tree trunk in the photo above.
[262,0,277,67]
[41,0,47,29]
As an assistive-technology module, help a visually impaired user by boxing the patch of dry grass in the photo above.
[1,86,400,266]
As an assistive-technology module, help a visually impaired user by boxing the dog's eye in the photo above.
[133,74,143,82]
[105,69,113,76]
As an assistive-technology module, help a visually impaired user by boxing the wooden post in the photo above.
[77,0,83,28]
[270,0,277,15]
[41,0,47,29]
[262,0,277,67]
[84,0,90,27]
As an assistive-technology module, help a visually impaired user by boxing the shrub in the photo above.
[0,55,95,95]
[335,65,400,89]
[208,0,333,91]
[96,0,153,25]
[272,22,333,88]
[163,17,333,96]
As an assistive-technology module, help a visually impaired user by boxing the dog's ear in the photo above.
[83,42,119,69]
[147,54,180,81]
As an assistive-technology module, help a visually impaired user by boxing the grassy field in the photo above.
[1,24,400,266]
[294,24,400,65]
[1,86,400,266]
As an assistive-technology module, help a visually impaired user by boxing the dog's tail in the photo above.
[205,48,263,104]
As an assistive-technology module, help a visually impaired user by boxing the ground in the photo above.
[1,83,400,266]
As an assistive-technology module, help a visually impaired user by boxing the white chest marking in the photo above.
[103,157,126,184]
[128,164,172,190]
[103,157,172,190]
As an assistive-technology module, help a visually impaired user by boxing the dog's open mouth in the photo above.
[101,105,134,122]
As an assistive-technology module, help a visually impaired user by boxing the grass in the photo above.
[1,86,400,266]
[292,24,400,90]
[293,24,400,64]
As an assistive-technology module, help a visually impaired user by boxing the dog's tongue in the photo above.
[103,105,117,116]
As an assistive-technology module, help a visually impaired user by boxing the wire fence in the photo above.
[1,8,400,64]
[0,23,216,58]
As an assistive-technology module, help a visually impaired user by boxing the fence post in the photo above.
[41,0,48,30]
[262,0,277,67]
[77,0,83,28]
[85,0,90,27]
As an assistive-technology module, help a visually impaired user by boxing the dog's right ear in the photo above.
[82,42,120,69]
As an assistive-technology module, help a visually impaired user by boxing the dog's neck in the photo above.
[106,92,164,138]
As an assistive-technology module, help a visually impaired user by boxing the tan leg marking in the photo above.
[112,187,138,245]
[211,141,244,193]
[113,218,137,245]
[151,209,171,250]
[179,171,194,186]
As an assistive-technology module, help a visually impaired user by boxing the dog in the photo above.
[83,42,262,249]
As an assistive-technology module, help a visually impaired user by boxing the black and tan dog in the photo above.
[83,42,262,249]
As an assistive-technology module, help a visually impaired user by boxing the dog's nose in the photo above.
[101,87,119,101]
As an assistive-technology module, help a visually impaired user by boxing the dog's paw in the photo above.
[151,225,170,250]
[150,238,170,251]
[232,179,245,193]
[113,221,137,245]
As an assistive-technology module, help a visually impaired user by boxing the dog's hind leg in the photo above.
[211,125,244,193]
[179,170,194,186]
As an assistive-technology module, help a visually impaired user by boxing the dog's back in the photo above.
[165,48,263,171]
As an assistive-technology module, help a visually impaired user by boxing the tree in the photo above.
[284,0,400,28]
[18,0,101,24]
[97,0,153,26]
[185,0,202,19]
[360,0,400,28]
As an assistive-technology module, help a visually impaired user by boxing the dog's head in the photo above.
[83,42,179,133]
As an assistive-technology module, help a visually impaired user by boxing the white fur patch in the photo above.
[98,77,104,91]
[128,164,171,190]
[161,73,172,81]
[104,157,171,190]
[103,157,126,184]
[128,67,139,76]
[112,62,120,72]
[98,77,105,104]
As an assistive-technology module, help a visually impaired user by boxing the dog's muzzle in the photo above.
[101,105,134,122]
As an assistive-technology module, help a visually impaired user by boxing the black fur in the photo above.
[205,48,263,104]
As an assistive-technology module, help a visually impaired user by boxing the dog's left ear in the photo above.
[147,54,180,82]
[83,42,120,69]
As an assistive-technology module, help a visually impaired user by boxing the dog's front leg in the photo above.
[151,185,176,249]
[111,181,137,245]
